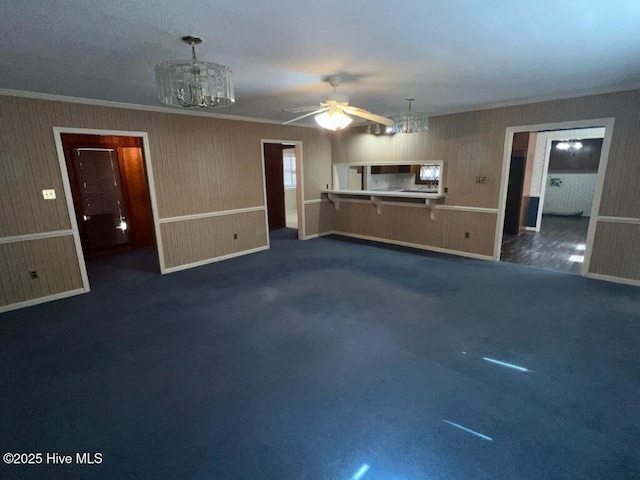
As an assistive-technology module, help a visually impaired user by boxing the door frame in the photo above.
[52,127,165,291]
[495,117,615,276]
[260,139,305,240]
[531,127,606,233]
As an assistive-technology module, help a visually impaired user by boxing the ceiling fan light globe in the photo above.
[315,110,353,131]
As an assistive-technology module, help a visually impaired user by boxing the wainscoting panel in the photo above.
[159,210,267,270]
[0,235,83,307]
[332,201,445,249]
[304,201,334,238]
[589,221,640,281]
[440,209,498,256]
[331,201,497,257]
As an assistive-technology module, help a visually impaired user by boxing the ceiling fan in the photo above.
[283,75,394,131]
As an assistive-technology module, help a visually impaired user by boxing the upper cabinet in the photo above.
[333,161,444,195]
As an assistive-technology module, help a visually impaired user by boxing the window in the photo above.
[419,164,440,181]
[283,153,297,188]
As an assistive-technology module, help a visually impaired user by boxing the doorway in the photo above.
[53,128,163,289]
[61,133,155,258]
[502,132,531,236]
[262,140,303,239]
[497,120,613,276]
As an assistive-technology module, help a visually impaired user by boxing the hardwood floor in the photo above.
[500,215,590,274]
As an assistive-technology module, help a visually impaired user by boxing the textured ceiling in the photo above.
[2,0,640,125]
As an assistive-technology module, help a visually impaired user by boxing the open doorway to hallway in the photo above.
[60,133,159,281]
[262,141,302,238]
[500,126,606,274]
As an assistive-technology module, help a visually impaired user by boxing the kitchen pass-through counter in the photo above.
[327,161,446,219]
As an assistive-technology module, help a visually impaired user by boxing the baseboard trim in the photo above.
[586,272,640,287]
[303,231,332,240]
[329,231,495,261]
[163,245,269,274]
[0,288,87,314]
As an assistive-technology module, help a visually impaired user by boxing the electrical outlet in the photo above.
[444,187,448,193]
[42,189,56,200]
[29,270,38,279]
[233,233,238,239]
[476,176,487,184]
[464,232,470,238]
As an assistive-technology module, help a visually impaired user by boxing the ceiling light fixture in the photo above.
[155,36,234,108]
[556,140,583,151]
[390,98,429,133]
[315,106,353,131]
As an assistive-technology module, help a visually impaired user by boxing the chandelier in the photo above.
[155,36,234,108]
[390,98,429,133]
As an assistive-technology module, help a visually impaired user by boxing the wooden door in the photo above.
[61,134,155,257]
[503,156,526,236]
[67,147,132,255]
[264,143,286,230]
[120,147,155,248]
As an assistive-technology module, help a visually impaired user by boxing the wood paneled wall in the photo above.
[304,201,334,238]
[0,235,83,305]
[590,222,640,280]
[332,202,496,257]
[160,210,267,270]
[0,95,333,309]
[332,89,640,281]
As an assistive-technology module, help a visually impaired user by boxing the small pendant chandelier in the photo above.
[390,98,429,133]
[155,36,234,108]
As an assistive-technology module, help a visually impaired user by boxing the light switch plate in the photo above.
[42,189,56,200]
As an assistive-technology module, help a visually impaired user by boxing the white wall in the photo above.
[543,173,597,216]
[531,127,605,196]
[369,172,414,190]
[284,188,297,212]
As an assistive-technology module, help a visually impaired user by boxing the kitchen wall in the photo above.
[0,94,332,311]
[331,89,640,283]
[368,172,415,190]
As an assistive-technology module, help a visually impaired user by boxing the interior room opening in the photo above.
[500,126,606,275]
[263,141,301,238]
[60,133,159,280]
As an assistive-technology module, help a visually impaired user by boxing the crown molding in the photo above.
[0,88,318,128]
[3,83,638,130]
[429,84,640,118]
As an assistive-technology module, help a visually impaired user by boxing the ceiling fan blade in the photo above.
[341,106,394,126]
[283,105,323,114]
[283,108,328,125]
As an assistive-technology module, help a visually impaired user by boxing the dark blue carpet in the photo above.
[1,229,639,479]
